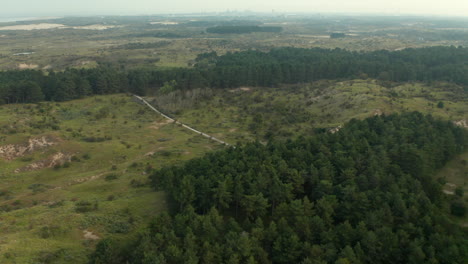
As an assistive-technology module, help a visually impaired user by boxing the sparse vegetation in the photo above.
[0,94,215,263]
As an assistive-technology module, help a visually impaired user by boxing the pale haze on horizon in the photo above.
[1,0,467,17]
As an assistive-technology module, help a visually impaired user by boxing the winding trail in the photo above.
[133,95,233,147]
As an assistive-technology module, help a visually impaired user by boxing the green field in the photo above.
[0,94,226,263]
[159,80,467,142]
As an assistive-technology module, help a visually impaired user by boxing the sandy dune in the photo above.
[0,23,65,30]
[72,24,118,30]
[0,23,117,31]
[150,21,179,25]
[18,63,39,69]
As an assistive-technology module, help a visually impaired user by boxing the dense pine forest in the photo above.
[0,46,467,104]
[89,112,467,264]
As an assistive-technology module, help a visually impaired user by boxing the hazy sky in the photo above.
[1,0,467,17]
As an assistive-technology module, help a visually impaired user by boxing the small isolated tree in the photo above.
[437,101,444,108]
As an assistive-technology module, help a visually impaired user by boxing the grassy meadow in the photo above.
[163,80,467,142]
[0,94,225,263]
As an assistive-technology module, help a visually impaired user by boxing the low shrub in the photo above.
[105,173,119,181]
[75,200,98,213]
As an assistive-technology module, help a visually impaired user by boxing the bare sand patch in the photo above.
[83,230,100,240]
[150,21,179,25]
[13,52,35,56]
[329,125,342,134]
[15,151,72,173]
[72,25,118,30]
[149,119,173,130]
[0,136,57,161]
[79,60,93,65]
[0,23,117,31]
[145,151,155,156]
[454,120,467,128]
[0,23,65,30]
[443,183,458,195]
[373,109,383,116]
[18,63,39,69]
[229,87,252,93]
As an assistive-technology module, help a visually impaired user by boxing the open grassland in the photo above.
[0,94,226,263]
[154,80,467,143]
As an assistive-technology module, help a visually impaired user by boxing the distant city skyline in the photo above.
[1,0,467,18]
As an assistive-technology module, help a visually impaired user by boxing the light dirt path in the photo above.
[133,95,233,147]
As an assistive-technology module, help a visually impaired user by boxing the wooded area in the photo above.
[89,112,467,264]
[0,46,467,104]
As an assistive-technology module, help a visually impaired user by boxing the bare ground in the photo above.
[0,136,57,161]
[149,119,173,130]
[83,230,100,240]
[14,152,72,173]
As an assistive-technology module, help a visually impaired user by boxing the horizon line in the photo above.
[1,10,468,20]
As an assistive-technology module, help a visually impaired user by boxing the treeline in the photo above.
[206,26,283,34]
[1,46,467,104]
[90,112,467,263]
[203,46,468,87]
[0,68,128,104]
[113,41,172,50]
